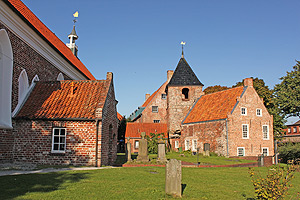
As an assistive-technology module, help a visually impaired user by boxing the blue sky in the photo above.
[23,0,300,123]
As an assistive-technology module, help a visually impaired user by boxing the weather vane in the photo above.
[181,41,186,58]
[73,11,79,24]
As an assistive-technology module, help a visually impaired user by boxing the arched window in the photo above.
[0,29,13,129]
[57,72,64,81]
[182,88,189,100]
[18,69,29,104]
[31,74,39,85]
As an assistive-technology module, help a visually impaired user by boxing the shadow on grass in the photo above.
[0,172,88,199]
[182,183,187,195]
[114,153,138,166]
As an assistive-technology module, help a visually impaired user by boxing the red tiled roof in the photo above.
[142,81,167,107]
[125,123,168,138]
[6,0,95,80]
[117,112,124,121]
[183,87,245,124]
[16,80,109,119]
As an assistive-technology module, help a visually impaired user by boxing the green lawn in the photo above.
[0,167,299,199]
[116,152,256,166]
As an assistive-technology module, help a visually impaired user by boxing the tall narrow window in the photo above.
[242,124,249,139]
[192,139,197,151]
[241,107,247,115]
[18,69,29,103]
[52,128,66,153]
[182,88,189,99]
[0,29,13,129]
[135,140,139,149]
[237,147,245,156]
[175,140,179,149]
[262,148,268,156]
[185,139,190,150]
[263,125,269,140]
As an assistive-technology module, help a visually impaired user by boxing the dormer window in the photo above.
[241,107,247,115]
[182,88,189,100]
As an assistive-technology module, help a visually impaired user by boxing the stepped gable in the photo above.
[183,86,245,124]
[15,80,109,120]
[167,57,203,87]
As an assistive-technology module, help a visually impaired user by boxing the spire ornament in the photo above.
[181,41,186,58]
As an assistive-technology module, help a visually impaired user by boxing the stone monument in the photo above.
[203,143,210,156]
[137,132,149,162]
[157,138,167,162]
[126,137,132,162]
[165,159,182,197]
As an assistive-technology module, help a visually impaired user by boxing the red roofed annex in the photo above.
[0,0,118,166]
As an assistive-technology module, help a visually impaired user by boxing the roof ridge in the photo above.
[141,81,167,107]
[204,86,244,96]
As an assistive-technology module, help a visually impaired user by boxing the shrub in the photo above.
[145,132,165,154]
[249,164,299,199]
[278,142,300,163]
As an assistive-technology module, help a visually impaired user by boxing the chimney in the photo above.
[106,72,113,80]
[244,78,253,87]
[167,70,174,82]
[145,93,150,101]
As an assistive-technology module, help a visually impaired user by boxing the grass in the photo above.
[116,152,256,166]
[0,166,299,199]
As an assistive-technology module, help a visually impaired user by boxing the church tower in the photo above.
[166,53,204,134]
[66,25,78,57]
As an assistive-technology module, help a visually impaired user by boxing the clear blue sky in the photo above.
[23,0,300,123]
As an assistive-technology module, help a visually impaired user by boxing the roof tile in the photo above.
[125,123,168,138]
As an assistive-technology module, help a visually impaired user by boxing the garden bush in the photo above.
[278,142,300,163]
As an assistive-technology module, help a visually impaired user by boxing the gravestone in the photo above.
[165,159,182,197]
[258,154,264,167]
[126,137,132,162]
[157,139,167,162]
[137,132,149,162]
[203,143,210,156]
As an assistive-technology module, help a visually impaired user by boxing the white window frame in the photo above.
[52,128,67,153]
[288,127,291,133]
[192,139,197,152]
[185,139,190,150]
[262,125,269,140]
[262,147,269,156]
[174,140,179,149]
[256,109,262,116]
[153,120,160,123]
[293,127,297,133]
[241,107,247,116]
[152,106,158,113]
[242,124,249,139]
[0,29,13,129]
[237,147,245,156]
[161,93,167,99]
[134,140,139,149]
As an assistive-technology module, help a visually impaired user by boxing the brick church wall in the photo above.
[11,120,97,166]
[181,120,227,156]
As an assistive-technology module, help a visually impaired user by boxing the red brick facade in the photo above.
[282,120,300,143]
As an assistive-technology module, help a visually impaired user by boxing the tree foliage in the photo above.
[278,142,300,163]
[274,61,300,118]
[145,132,165,154]
[203,85,230,94]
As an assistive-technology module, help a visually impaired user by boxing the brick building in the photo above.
[282,120,300,143]
[0,0,118,166]
[129,54,274,158]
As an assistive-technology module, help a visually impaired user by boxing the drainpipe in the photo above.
[226,119,229,157]
[95,119,100,167]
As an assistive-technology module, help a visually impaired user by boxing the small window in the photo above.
[175,140,179,148]
[237,147,245,156]
[241,107,247,115]
[293,127,297,133]
[256,109,262,116]
[262,148,268,156]
[57,72,64,81]
[242,124,249,139]
[152,106,158,113]
[263,125,269,140]
[135,140,139,149]
[161,93,167,99]
[192,139,197,151]
[185,139,190,150]
[153,120,160,123]
[288,127,291,133]
[52,128,66,153]
[182,88,189,100]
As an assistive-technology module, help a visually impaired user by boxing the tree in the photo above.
[274,61,300,118]
[203,85,229,94]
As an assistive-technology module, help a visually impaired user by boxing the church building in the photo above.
[0,0,118,166]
